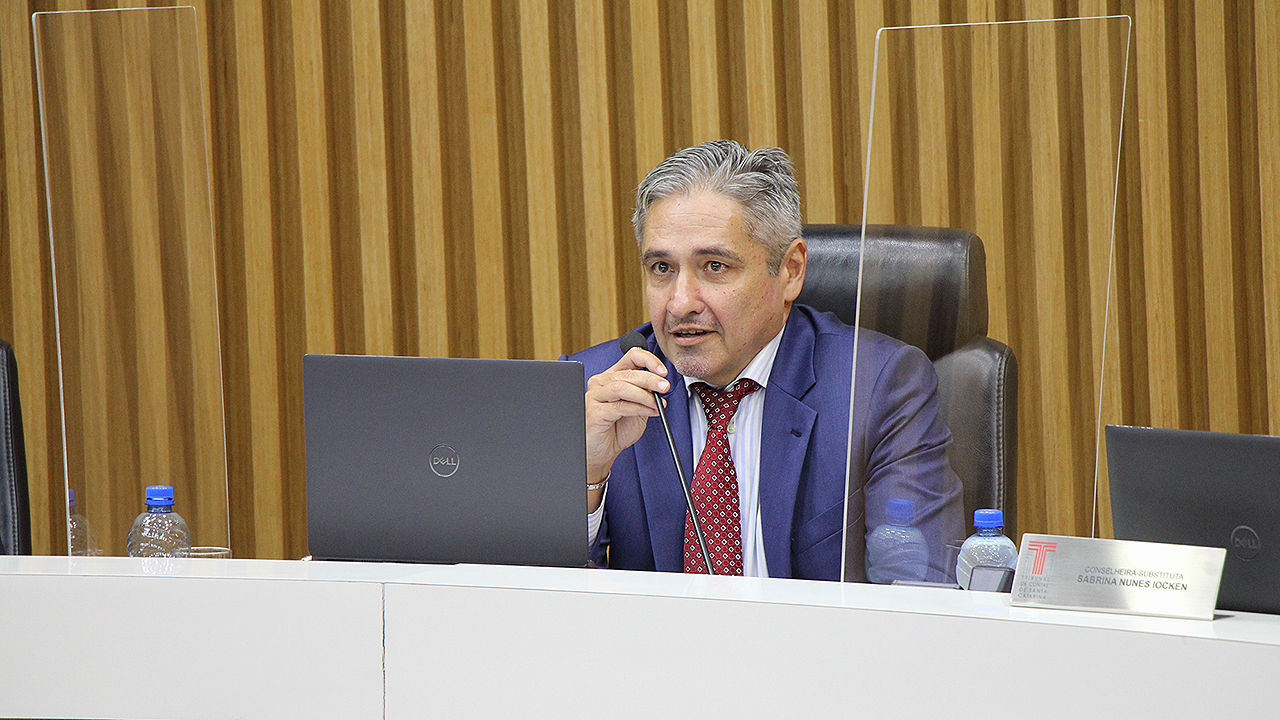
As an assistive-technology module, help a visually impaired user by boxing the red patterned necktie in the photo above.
[683,378,760,575]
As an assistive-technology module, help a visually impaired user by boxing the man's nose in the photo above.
[667,270,704,316]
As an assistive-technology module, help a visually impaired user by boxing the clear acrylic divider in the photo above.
[848,16,1131,582]
[33,7,230,557]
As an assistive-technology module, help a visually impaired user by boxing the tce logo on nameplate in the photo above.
[1009,534,1226,621]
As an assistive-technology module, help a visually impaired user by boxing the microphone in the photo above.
[619,331,715,575]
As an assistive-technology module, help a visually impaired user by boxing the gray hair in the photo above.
[632,140,802,274]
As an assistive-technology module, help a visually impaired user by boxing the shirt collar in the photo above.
[684,322,787,395]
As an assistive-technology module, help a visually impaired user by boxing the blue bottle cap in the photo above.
[974,508,1004,528]
[145,485,175,505]
[886,498,916,521]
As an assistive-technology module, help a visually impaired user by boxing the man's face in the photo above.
[640,190,806,387]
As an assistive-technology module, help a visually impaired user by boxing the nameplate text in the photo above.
[1010,534,1225,621]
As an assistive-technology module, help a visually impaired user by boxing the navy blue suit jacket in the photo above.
[569,304,964,581]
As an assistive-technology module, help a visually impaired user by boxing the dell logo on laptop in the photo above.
[429,445,460,478]
[1230,525,1260,560]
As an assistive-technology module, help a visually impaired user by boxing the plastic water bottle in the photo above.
[127,485,191,558]
[67,488,95,556]
[955,508,1018,590]
[866,498,929,584]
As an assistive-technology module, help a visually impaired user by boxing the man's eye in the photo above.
[707,261,725,272]
[652,261,671,274]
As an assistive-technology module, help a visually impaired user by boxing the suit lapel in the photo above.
[759,312,818,577]
[634,350,695,572]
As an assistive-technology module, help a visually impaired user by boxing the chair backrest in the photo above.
[1,338,31,555]
[797,224,1018,540]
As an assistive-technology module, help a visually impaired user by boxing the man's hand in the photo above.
[585,347,670,510]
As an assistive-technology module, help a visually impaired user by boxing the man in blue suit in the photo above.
[572,140,963,582]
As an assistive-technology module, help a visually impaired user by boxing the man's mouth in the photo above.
[669,327,715,343]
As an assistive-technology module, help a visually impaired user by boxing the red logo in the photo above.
[1027,540,1058,575]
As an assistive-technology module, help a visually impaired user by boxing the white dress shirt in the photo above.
[588,325,787,577]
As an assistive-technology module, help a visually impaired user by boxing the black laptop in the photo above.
[304,354,588,568]
[1106,424,1280,614]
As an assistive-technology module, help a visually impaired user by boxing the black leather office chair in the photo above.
[1,338,32,555]
[797,224,1018,539]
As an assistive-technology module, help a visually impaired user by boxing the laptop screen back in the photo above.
[1106,424,1280,614]
[304,354,588,568]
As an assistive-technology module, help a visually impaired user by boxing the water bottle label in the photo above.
[127,512,191,559]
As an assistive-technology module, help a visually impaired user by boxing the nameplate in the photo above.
[1009,534,1225,621]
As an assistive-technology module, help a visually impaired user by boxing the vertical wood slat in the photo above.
[173,8,229,545]
[856,2,891,226]
[519,0,561,361]
[1025,18,1077,533]
[686,0,719,142]
[96,16,145,544]
[59,16,114,547]
[1195,0,1241,433]
[463,0,507,358]
[1078,7,1126,536]
[1259,0,1280,437]
[798,0,834,222]
[232,1,284,558]
[576,0,618,346]
[350,1,394,355]
[1135,0,1184,429]
[909,4,947,227]
[1081,11,1122,387]
[742,0,777,148]
[627,0,663,333]
[120,11,173,498]
[293,1,336,354]
[969,11,1008,344]
[630,0,665,183]
[404,0,449,358]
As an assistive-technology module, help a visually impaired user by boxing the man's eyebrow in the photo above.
[639,246,744,263]
[694,246,744,263]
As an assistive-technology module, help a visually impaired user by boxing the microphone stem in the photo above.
[654,390,715,575]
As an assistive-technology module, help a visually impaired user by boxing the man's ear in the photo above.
[781,237,807,302]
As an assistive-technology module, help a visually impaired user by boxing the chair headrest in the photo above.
[796,224,989,361]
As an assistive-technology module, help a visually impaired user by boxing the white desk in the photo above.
[3,556,1278,719]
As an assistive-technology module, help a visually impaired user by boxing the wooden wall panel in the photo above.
[520,0,561,361]
[576,0,619,343]
[406,0,450,359]
[1134,1,1183,430]
[854,2,889,228]
[797,0,834,222]
[629,0,665,175]
[1261,0,1280,438]
[0,0,1276,558]
[687,0,720,140]
[292,1,337,356]
[463,0,507,359]
[742,0,777,147]
[969,15,1008,344]
[1079,1,1126,536]
[1196,0,1241,433]
[233,0,285,561]
[1029,15,1078,534]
